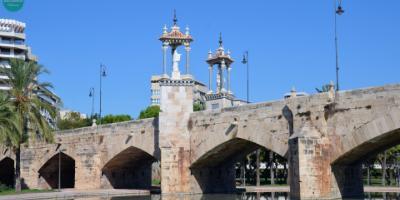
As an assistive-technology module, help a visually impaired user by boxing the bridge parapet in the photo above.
[54,118,157,137]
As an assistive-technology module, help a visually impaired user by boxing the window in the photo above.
[1,37,12,44]
[212,103,219,110]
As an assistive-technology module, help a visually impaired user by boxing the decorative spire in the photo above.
[163,24,167,35]
[219,32,223,47]
[185,26,190,36]
[173,9,178,25]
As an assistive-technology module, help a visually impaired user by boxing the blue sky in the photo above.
[1,1,399,117]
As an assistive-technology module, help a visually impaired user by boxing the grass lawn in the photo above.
[0,189,54,196]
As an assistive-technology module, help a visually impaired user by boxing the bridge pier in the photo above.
[159,79,194,194]
[288,125,363,199]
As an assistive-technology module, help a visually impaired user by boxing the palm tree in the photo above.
[0,59,56,192]
[0,91,20,149]
[315,84,332,93]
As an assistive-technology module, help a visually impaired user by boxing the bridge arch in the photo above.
[190,137,286,193]
[332,109,400,165]
[38,152,75,189]
[0,157,14,188]
[101,146,157,189]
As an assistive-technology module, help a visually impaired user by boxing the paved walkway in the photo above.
[237,185,400,193]
[0,189,149,200]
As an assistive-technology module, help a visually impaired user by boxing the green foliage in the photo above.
[193,102,205,112]
[152,179,161,186]
[139,106,160,119]
[0,92,20,147]
[0,59,57,192]
[0,59,57,145]
[0,188,52,195]
[0,183,10,192]
[100,114,132,124]
[57,112,92,130]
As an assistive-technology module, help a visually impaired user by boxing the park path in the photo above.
[0,189,149,200]
[237,185,400,193]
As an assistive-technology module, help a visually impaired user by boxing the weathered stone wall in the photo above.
[159,80,194,194]
[20,118,159,190]
[188,84,400,198]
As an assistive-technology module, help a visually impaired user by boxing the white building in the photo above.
[0,19,60,125]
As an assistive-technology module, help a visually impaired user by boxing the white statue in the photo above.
[171,49,181,79]
[172,49,181,72]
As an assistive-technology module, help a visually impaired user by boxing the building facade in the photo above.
[0,19,37,90]
[0,19,60,125]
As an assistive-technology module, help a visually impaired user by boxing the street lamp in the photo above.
[99,64,107,124]
[56,143,61,192]
[89,87,95,117]
[334,0,344,91]
[241,51,249,103]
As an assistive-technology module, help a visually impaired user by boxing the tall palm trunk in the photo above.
[15,146,21,192]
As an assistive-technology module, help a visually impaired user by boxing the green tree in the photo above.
[101,114,132,124]
[0,92,20,148]
[193,102,205,112]
[138,105,160,119]
[57,112,91,130]
[0,59,57,192]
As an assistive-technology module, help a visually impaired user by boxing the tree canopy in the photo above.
[100,114,132,124]
[138,105,160,119]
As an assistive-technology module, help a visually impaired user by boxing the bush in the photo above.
[138,106,160,119]
[0,183,11,192]
[100,114,132,124]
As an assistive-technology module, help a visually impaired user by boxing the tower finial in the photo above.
[219,32,223,47]
[173,9,178,25]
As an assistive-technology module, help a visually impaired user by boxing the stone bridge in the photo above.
[1,118,159,190]
[1,83,400,199]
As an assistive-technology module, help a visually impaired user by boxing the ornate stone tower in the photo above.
[159,10,193,80]
[158,11,195,194]
[205,33,237,110]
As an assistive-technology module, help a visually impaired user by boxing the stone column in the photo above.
[227,65,231,94]
[162,42,168,76]
[159,79,194,194]
[288,124,364,200]
[208,64,213,93]
[220,59,226,93]
[185,44,191,74]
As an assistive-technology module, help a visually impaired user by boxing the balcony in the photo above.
[0,31,25,40]
[0,52,25,60]
[0,42,27,50]
[0,84,11,90]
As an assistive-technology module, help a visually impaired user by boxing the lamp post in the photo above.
[56,143,62,192]
[334,0,344,91]
[89,87,95,117]
[241,51,249,103]
[99,64,107,124]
